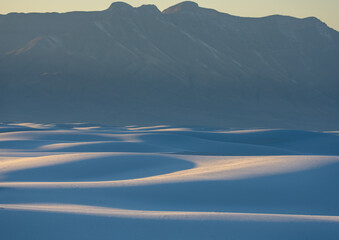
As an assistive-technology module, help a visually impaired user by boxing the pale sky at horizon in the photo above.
[1,0,338,30]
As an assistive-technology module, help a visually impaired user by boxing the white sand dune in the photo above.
[1,123,339,239]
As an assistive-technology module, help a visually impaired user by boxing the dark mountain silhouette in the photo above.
[1,1,338,129]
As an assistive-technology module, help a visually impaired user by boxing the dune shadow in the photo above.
[0,140,54,150]
[141,129,339,156]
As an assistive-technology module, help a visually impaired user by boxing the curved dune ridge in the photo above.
[0,123,339,240]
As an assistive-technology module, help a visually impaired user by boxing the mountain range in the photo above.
[1,1,338,129]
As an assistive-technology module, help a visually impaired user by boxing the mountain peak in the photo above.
[107,2,133,11]
[163,1,200,14]
[138,4,161,14]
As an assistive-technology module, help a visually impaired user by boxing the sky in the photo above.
[0,0,338,31]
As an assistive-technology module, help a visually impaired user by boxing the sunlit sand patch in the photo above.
[126,125,170,131]
[72,127,102,130]
[150,128,193,132]
[1,154,338,189]
[8,123,55,129]
[168,155,339,181]
[323,131,339,136]
[214,129,276,134]
[38,141,115,151]
[0,153,116,174]
[1,203,338,223]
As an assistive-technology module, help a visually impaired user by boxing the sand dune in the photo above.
[1,123,339,239]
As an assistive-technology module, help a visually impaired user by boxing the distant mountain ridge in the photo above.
[0,1,338,129]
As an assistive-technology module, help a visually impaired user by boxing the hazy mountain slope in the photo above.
[0,1,338,129]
